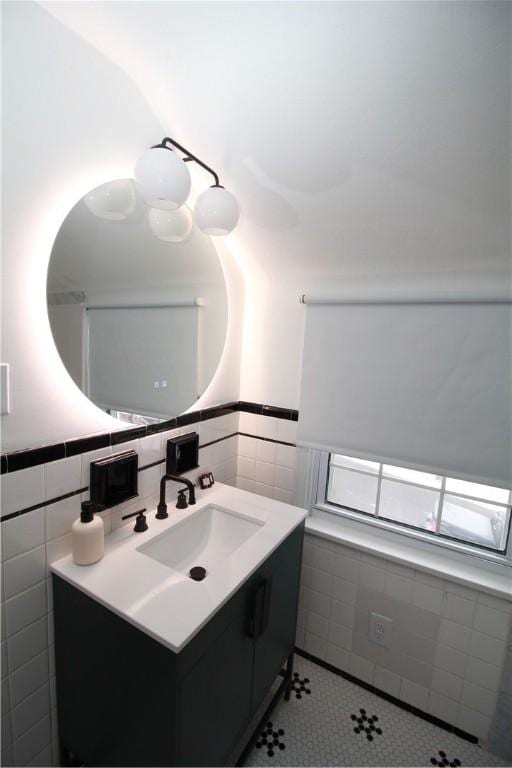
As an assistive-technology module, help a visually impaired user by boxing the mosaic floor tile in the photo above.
[238,656,506,767]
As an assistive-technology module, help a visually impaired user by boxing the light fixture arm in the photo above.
[152,137,222,188]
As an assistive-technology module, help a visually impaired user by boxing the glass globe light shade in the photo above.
[134,147,191,211]
[148,206,193,243]
[83,179,136,221]
[194,187,240,236]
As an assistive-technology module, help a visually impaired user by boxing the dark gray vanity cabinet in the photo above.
[53,521,304,767]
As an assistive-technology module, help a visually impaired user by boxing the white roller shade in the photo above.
[298,297,512,489]
[87,304,199,418]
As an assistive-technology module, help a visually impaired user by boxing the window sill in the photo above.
[307,508,512,602]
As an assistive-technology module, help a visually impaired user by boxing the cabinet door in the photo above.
[178,592,254,766]
[251,524,304,712]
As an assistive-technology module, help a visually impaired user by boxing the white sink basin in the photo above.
[136,504,264,577]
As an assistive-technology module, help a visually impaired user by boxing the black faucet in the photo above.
[156,474,196,519]
[121,508,148,532]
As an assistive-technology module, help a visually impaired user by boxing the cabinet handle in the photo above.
[249,578,272,638]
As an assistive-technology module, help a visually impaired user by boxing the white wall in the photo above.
[298,530,512,744]
[0,1,243,452]
[0,415,239,767]
[40,1,511,410]
[2,1,510,432]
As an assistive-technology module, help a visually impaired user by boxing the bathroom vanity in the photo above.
[51,485,306,767]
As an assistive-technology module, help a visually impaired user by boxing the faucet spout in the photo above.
[156,474,196,519]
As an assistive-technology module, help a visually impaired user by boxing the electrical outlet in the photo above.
[369,612,392,648]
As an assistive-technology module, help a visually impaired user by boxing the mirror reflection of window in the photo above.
[46,180,228,423]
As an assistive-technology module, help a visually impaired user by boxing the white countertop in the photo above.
[50,484,307,653]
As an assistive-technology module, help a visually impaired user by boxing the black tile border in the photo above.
[110,426,147,445]
[199,432,239,450]
[66,433,110,457]
[6,443,66,472]
[263,404,298,422]
[145,418,177,435]
[294,648,479,745]
[0,486,88,523]
[1,457,172,523]
[238,400,264,415]
[238,432,296,448]
[138,459,165,472]
[0,401,299,473]
[1,428,293,522]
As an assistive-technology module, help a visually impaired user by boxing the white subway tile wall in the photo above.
[2,409,510,766]
[0,413,238,767]
[236,412,297,503]
[296,531,512,743]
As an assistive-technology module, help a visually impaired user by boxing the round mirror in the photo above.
[47,179,227,425]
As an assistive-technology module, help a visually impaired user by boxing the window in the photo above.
[107,409,164,427]
[322,453,512,556]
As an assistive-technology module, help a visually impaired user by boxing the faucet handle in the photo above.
[121,508,148,532]
[176,490,188,510]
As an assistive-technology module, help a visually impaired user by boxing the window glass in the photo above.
[330,454,380,474]
[444,478,510,504]
[324,454,511,556]
[441,496,509,551]
[382,464,442,488]
[379,479,440,531]
[327,466,378,514]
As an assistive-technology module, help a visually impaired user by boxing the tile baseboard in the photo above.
[294,647,479,745]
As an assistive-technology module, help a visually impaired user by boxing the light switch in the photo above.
[1,363,10,414]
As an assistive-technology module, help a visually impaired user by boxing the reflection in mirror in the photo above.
[47,179,227,424]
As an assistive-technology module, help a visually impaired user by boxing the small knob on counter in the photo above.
[176,490,188,510]
[121,508,148,532]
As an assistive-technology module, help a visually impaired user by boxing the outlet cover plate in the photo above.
[369,611,392,648]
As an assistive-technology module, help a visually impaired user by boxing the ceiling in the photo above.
[40,1,511,281]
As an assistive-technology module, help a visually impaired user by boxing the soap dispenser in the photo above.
[72,501,105,565]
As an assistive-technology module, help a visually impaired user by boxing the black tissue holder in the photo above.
[90,450,138,509]
[166,432,199,475]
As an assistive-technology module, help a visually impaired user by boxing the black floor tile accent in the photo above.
[351,709,382,741]
[431,750,462,767]
[255,722,286,757]
[239,655,503,767]
[290,672,311,699]
[294,648,479,745]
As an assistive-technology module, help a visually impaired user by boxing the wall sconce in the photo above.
[83,179,136,221]
[135,137,240,236]
[148,206,193,243]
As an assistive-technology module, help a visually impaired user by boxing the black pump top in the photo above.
[80,501,96,523]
